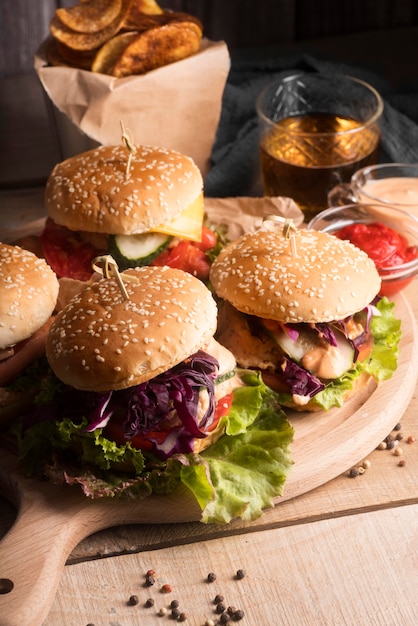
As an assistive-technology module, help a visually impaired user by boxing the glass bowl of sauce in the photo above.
[307,203,418,296]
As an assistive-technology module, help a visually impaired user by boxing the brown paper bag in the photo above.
[205,197,304,241]
[34,38,230,176]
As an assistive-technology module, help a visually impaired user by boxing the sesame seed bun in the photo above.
[46,265,218,392]
[210,228,381,323]
[44,144,204,235]
[0,243,59,350]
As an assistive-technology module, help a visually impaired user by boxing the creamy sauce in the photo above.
[301,344,350,380]
[357,177,418,216]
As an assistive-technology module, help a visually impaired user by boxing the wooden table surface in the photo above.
[0,186,417,624]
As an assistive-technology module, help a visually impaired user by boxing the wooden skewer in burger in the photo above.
[209,215,401,412]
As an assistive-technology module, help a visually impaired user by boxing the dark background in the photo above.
[1,0,418,189]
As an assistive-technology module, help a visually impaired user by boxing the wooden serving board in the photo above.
[0,292,417,626]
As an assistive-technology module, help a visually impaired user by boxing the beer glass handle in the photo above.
[327,183,356,207]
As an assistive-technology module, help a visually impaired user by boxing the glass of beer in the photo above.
[256,73,383,222]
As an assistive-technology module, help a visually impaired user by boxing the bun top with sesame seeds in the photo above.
[0,243,59,350]
[46,265,218,392]
[210,227,381,324]
[44,144,204,235]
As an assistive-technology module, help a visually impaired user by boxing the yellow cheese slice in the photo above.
[151,194,204,242]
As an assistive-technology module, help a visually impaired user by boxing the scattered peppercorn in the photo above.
[377,441,387,450]
[158,607,168,616]
[357,466,365,474]
[220,613,231,623]
[207,572,217,583]
[214,594,224,605]
[147,569,156,577]
[362,459,371,469]
[161,583,172,594]
[145,573,156,586]
[232,609,245,621]
[398,459,406,467]
[235,569,245,580]
[127,595,139,606]
[349,467,359,478]
[396,433,403,441]
[144,598,155,608]
[393,446,403,456]
[393,423,402,431]
[386,440,395,450]
[216,602,226,614]
[170,599,180,609]
[227,606,236,615]
[204,620,215,626]
[407,435,416,444]
[171,607,181,619]
[178,612,187,622]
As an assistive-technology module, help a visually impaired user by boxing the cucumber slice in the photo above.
[109,232,172,269]
[264,323,355,379]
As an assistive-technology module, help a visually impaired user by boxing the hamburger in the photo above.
[17,264,294,523]
[41,144,219,282]
[0,243,59,427]
[209,222,401,411]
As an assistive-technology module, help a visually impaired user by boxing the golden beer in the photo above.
[260,113,380,222]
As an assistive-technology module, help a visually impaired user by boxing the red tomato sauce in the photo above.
[334,221,418,296]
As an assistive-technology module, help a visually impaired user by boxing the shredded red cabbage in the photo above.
[314,303,378,364]
[116,351,218,455]
[282,324,299,341]
[27,351,220,460]
[332,304,377,363]
[282,357,325,399]
[312,323,338,347]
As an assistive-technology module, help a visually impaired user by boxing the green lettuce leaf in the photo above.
[180,371,294,523]
[16,370,294,524]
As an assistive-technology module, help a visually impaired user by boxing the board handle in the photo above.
[0,484,91,626]
[0,448,103,626]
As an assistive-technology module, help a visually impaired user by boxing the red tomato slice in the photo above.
[104,420,165,451]
[40,218,103,281]
[195,225,217,251]
[152,240,211,280]
[207,393,233,432]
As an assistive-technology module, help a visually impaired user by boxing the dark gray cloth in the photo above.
[204,54,418,198]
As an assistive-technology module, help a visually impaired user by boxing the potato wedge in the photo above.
[122,9,203,33]
[121,13,168,34]
[44,37,96,70]
[111,21,202,78]
[50,0,133,51]
[56,0,122,34]
[56,41,98,69]
[45,37,72,68]
[131,0,163,15]
[91,31,138,74]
